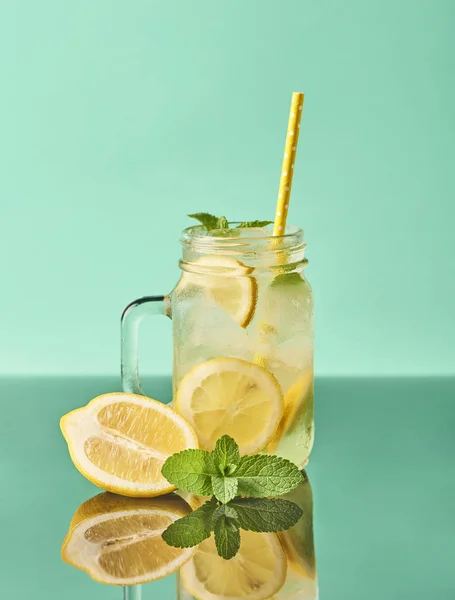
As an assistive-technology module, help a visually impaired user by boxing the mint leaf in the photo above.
[161,449,217,496]
[238,220,273,228]
[188,213,219,231]
[214,515,240,560]
[212,474,238,504]
[161,498,217,548]
[235,455,303,497]
[189,213,272,234]
[213,435,240,475]
[217,216,229,230]
[230,498,302,532]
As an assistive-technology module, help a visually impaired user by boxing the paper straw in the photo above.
[273,92,304,236]
[253,93,305,367]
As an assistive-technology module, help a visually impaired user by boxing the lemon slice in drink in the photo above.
[62,492,194,585]
[174,358,283,453]
[180,530,287,600]
[60,393,198,497]
[179,256,257,328]
[267,371,313,453]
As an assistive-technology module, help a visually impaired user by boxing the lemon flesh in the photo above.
[267,370,313,453]
[175,357,284,453]
[60,392,198,496]
[178,256,257,328]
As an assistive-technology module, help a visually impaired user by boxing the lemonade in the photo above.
[171,224,314,468]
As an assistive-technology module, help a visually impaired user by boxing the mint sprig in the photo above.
[212,474,238,504]
[161,449,217,496]
[161,435,305,560]
[235,454,303,497]
[213,435,240,475]
[237,220,274,228]
[187,213,220,231]
[162,435,303,502]
[188,213,272,234]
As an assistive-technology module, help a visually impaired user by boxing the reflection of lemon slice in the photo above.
[273,569,318,600]
[267,371,313,453]
[175,358,283,453]
[60,393,198,497]
[278,473,316,579]
[180,530,286,600]
[62,492,194,585]
[179,256,257,328]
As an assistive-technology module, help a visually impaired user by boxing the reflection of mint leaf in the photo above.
[162,498,217,548]
[212,503,239,524]
[230,498,302,532]
[161,496,303,558]
[161,449,217,496]
[212,474,238,504]
[238,220,273,228]
[213,435,240,475]
[214,515,240,560]
[188,213,219,231]
[235,455,303,497]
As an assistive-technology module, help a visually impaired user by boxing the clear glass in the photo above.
[171,224,314,468]
[121,223,314,467]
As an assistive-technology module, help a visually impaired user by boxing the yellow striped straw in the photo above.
[254,93,305,368]
[273,92,305,236]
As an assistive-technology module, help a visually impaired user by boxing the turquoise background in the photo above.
[1,0,454,376]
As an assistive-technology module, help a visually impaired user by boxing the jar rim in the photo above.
[181,223,304,247]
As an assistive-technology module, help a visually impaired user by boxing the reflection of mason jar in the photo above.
[177,473,318,600]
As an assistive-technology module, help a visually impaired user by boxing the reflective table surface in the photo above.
[1,376,454,599]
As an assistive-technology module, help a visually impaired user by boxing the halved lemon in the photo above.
[180,530,287,600]
[179,256,257,328]
[62,492,194,585]
[60,393,198,497]
[174,358,284,453]
[267,371,313,453]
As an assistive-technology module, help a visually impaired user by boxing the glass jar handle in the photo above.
[121,295,171,394]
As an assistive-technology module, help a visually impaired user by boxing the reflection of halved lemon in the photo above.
[179,256,257,328]
[267,371,313,453]
[60,393,198,497]
[180,530,287,600]
[62,492,194,585]
[175,358,283,453]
